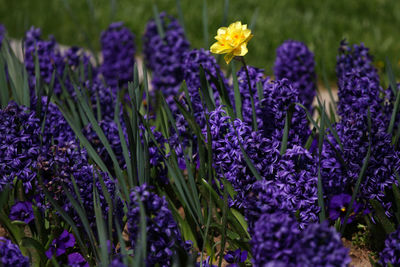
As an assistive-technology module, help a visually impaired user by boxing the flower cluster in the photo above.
[33,96,76,146]
[336,40,380,88]
[274,40,316,109]
[45,230,75,259]
[24,27,64,94]
[379,226,400,266]
[68,252,89,267]
[337,71,383,121]
[100,22,135,89]
[182,48,231,117]
[0,237,29,267]
[143,12,190,107]
[9,201,34,224]
[37,142,120,228]
[244,145,319,231]
[321,109,400,216]
[86,79,119,121]
[251,212,350,266]
[127,184,187,267]
[0,102,41,193]
[83,119,126,170]
[237,66,265,128]
[208,106,280,207]
[261,78,310,146]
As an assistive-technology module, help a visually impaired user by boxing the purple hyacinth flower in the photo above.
[274,40,316,110]
[328,194,362,223]
[9,202,34,224]
[45,230,75,258]
[379,226,400,266]
[224,249,248,266]
[68,252,89,267]
[0,237,29,266]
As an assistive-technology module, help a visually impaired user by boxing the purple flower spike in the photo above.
[274,40,316,110]
[9,202,34,224]
[45,230,75,259]
[100,22,136,89]
[379,226,400,266]
[68,252,89,267]
[0,237,29,267]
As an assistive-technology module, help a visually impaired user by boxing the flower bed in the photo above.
[0,11,400,267]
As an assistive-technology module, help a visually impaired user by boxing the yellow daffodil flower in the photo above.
[210,21,253,64]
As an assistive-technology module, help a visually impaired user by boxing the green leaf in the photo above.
[370,199,396,235]
[93,188,109,267]
[231,61,243,120]
[0,53,9,108]
[152,3,165,40]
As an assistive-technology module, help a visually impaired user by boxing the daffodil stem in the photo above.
[239,57,258,131]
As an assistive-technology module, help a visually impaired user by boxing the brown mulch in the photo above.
[343,239,372,267]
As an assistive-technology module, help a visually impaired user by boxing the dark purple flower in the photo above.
[0,237,29,267]
[83,119,126,170]
[143,12,190,108]
[251,212,350,266]
[100,22,135,88]
[182,48,232,117]
[294,222,351,266]
[9,202,34,224]
[32,96,76,146]
[274,40,316,110]
[196,257,217,267]
[110,257,128,267]
[64,46,96,81]
[24,26,65,95]
[45,230,75,258]
[328,193,362,223]
[68,252,89,267]
[243,145,320,232]
[251,212,300,266]
[379,226,400,266]
[224,249,247,266]
[38,142,122,229]
[261,78,311,146]
[127,184,187,267]
[336,40,379,89]
[321,112,400,215]
[0,102,41,193]
[337,71,383,122]
[208,107,280,208]
[237,66,266,128]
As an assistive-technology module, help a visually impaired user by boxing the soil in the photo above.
[343,239,373,267]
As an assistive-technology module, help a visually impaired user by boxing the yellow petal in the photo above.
[210,42,231,54]
[224,52,235,64]
[235,43,248,57]
[217,27,227,36]
[244,33,253,44]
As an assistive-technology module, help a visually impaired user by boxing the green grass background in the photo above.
[1,0,400,79]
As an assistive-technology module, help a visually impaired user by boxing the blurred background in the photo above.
[0,0,399,80]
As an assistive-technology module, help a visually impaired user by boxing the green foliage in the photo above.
[1,0,400,79]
